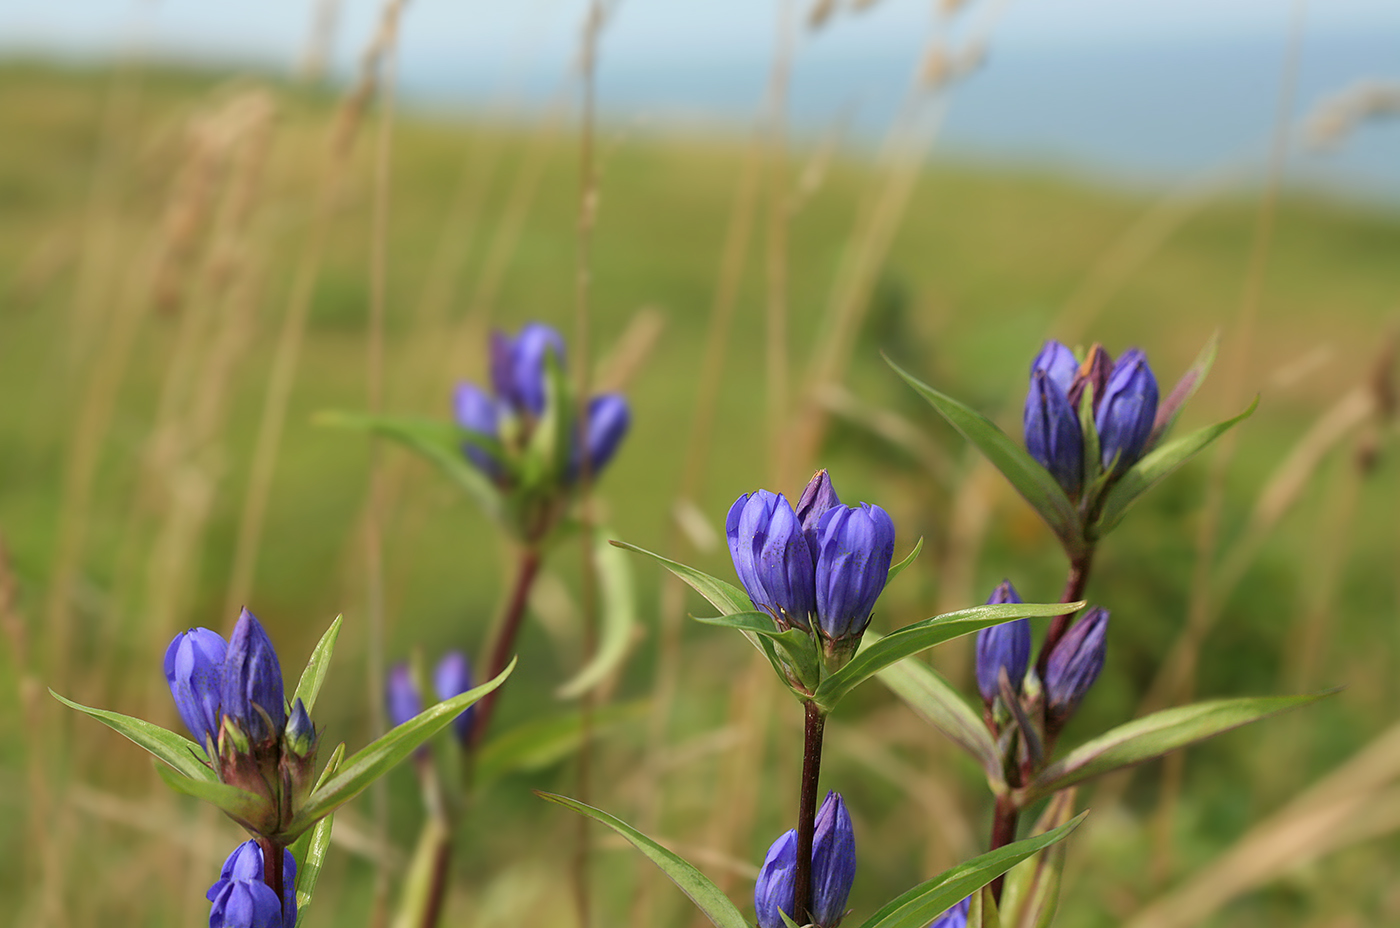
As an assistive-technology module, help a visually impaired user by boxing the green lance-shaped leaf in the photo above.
[50,690,218,783]
[557,527,638,700]
[871,631,1002,784]
[696,612,824,693]
[291,742,345,924]
[852,813,1086,928]
[886,356,1086,559]
[813,602,1081,714]
[1092,397,1257,538]
[291,659,517,831]
[317,411,502,520]
[292,614,342,715]
[537,791,751,928]
[1027,691,1331,801]
[475,701,647,789]
[1148,332,1219,448]
[610,540,752,616]
[154,763,266,824]
[887,537,924,585]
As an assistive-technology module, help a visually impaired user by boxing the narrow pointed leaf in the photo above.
[293,614,342,714]
[887,356,1084,557]
[888,537,924,584]
[1028,692,1331,800]
[1148,332,1219,447]
[317,412,501,519]
[1094,398,1257,537]
[999,788,1076,928]
[51,690,216,783]
[610,540,752,615]
[853,814,1086,928]
[558,528,637,699]
[476,701,647,788]
[153,763,266,821]
[696,613,822,692]
[871,631,1002,782]
[290,742,344,923]
[814,602,1080,713]
[293,659,517,829]
[537,791,751,928]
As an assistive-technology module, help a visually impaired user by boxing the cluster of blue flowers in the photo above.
[974,581,1109,729]
[164,609,315,927]
[726,470,896,668]
[385,650,476,745]
[455,323,630,488]
[1024,341,1159,497]
[206,841,297,928]
[754,792,856,928]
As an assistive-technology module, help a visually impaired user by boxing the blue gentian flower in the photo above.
[974,580,1031,705]
[206,840,297,928]
[385,663,421,730]
[221,609,286,743]
[164,627,227,746]
[754,828,798,928]
[1045,606,1109,724]
[811,503,895,640]
[727,490,817,631]
[809,792,857,927]
[1095,348,1158,475]
[433,651,476,746]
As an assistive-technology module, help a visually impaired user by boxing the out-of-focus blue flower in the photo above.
[490,323,566,419]
[727,490,817,631]
[1033,340,1079,396]
[1045,606,1109,724]
[809,791,856,928]
[385,664,422,730]
[164,627,227,746]
[567,393,630,483]
[453,382,503,477]
[1025,359,1084,497]
[811,503,895,640]
[206,840,296,928]
[1095,348,1159,475]
[974,580,1031,704]
[221,609,286,743]
[926,896,969,928]
[754,829,798,928]
[433,651,476,746]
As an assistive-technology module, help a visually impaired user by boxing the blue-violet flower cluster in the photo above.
[1024,341,1159,497]
[206,841,297,928]
[727,470,895,671]
[755,791,856,928]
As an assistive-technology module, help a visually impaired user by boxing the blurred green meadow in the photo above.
[1,58,1399,927]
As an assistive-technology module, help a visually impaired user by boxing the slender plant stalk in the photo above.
[471,546,543,748]
[259,837,286,909]
[793,700,828,926]
[1035,550,1095,681]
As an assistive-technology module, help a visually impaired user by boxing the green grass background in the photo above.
[1,61,1398,926]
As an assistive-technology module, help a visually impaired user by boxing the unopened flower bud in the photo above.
[490,323,566,419]
[754,829,798,928]
[163,627,227,747]
[385,664,422,730]
[809,791,857,927]
[433,651,476,747]
[284,698,315,758]
[206,840,297,928]
[974,580,1031,704]
[1045,606,1109,724]
[454,383,503,478]
[1024,366,1083,497]
[1095,349,1159,475]
[567,393,630,483]
[221,609,286,744]
[794,469,842,549]
[812,503,895,641]
[727,490,816,631]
